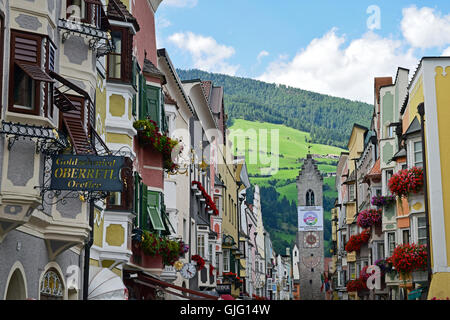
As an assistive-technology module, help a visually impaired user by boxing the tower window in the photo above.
[306,189,315,206]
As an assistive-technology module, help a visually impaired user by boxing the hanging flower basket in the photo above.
[371,195,396,207]
[357,209,382,229]
[388,167,424,198]
[345,229,371,253]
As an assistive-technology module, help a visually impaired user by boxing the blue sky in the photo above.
[155,1,450,103]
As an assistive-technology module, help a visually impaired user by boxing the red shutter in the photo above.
[12,31,40,63]
[62,96,95,154]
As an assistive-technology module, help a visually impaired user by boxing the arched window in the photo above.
[306,189,315,206]
[40,269,64,300]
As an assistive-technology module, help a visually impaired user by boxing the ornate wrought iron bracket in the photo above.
[0,121,69,154]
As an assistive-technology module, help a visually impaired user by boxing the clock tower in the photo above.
[296,154,325,300]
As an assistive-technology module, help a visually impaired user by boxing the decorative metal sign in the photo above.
[50,154,125,192]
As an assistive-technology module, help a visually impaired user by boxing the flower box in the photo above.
[387,243,427,275]
[345,229,371,253]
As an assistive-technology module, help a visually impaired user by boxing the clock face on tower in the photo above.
[304,231,319,248]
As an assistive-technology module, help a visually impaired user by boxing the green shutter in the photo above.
[139,73,147,120]
[132,94,137,117]
[147,190,165,231]
[146,85,160,127]
[230,254,236,273]
[161,91,168,133]
[132,58,137,88]
[140,183,150,231]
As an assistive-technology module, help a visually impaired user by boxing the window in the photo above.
[107,158,133,211]
[417,217,427,246]
[223,249,230,272]
[377,242,385,260]
[107,27,133,83]
[306,189,315,206]
[388,125,395,138]
[40,269,64,300]
[376,189,382,197]
[349,184,355,201]
[387,232,396,256]
[349,263,356,280]
[385,170,393,190]
[413,141,423,168]
[402,229,410,244]
[208,244,213,263]
[9,31,53,115]
[197,233,205,258]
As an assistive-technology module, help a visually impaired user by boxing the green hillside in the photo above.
[177,68,372,149]
[230,119,346,256]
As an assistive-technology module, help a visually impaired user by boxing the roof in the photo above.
[210,86,224,114]
[364,158,381,183]
[143,59,166,85]
[164,92,177,105]
[374,77,393,104]
[404,116,421,136]
[107,0,140,32]
[392,148,407,161]
[200,81,212,105]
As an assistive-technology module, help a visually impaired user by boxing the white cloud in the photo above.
[157,17,172,29]
[401,6,450,49]
[168,31,239,75]
[442,47,450,56]
[257,28,417,104]
[162,0,198,8]
[257,50,269,63]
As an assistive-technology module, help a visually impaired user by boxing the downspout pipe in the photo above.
[83,199,95,300]
[417,103,432,284]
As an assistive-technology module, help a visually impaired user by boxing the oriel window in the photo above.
[107,27,133,83]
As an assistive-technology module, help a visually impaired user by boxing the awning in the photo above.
[219,294,235,300]
[88,267,128,300]
[131,272,219,300]
[16,62,54,83]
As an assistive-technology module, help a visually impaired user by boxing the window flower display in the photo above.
[387,243,427,275]
[192,181,219,215]
[357,209,382,229]
[133,119,182,172]
[191,254,206,270]
[138,230,186,266]
[388,167,424,198]
[345,229,371,252]
[371,195,396,207]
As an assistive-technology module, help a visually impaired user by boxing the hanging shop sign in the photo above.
[216,284,231,295]
[50,155,125,192]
